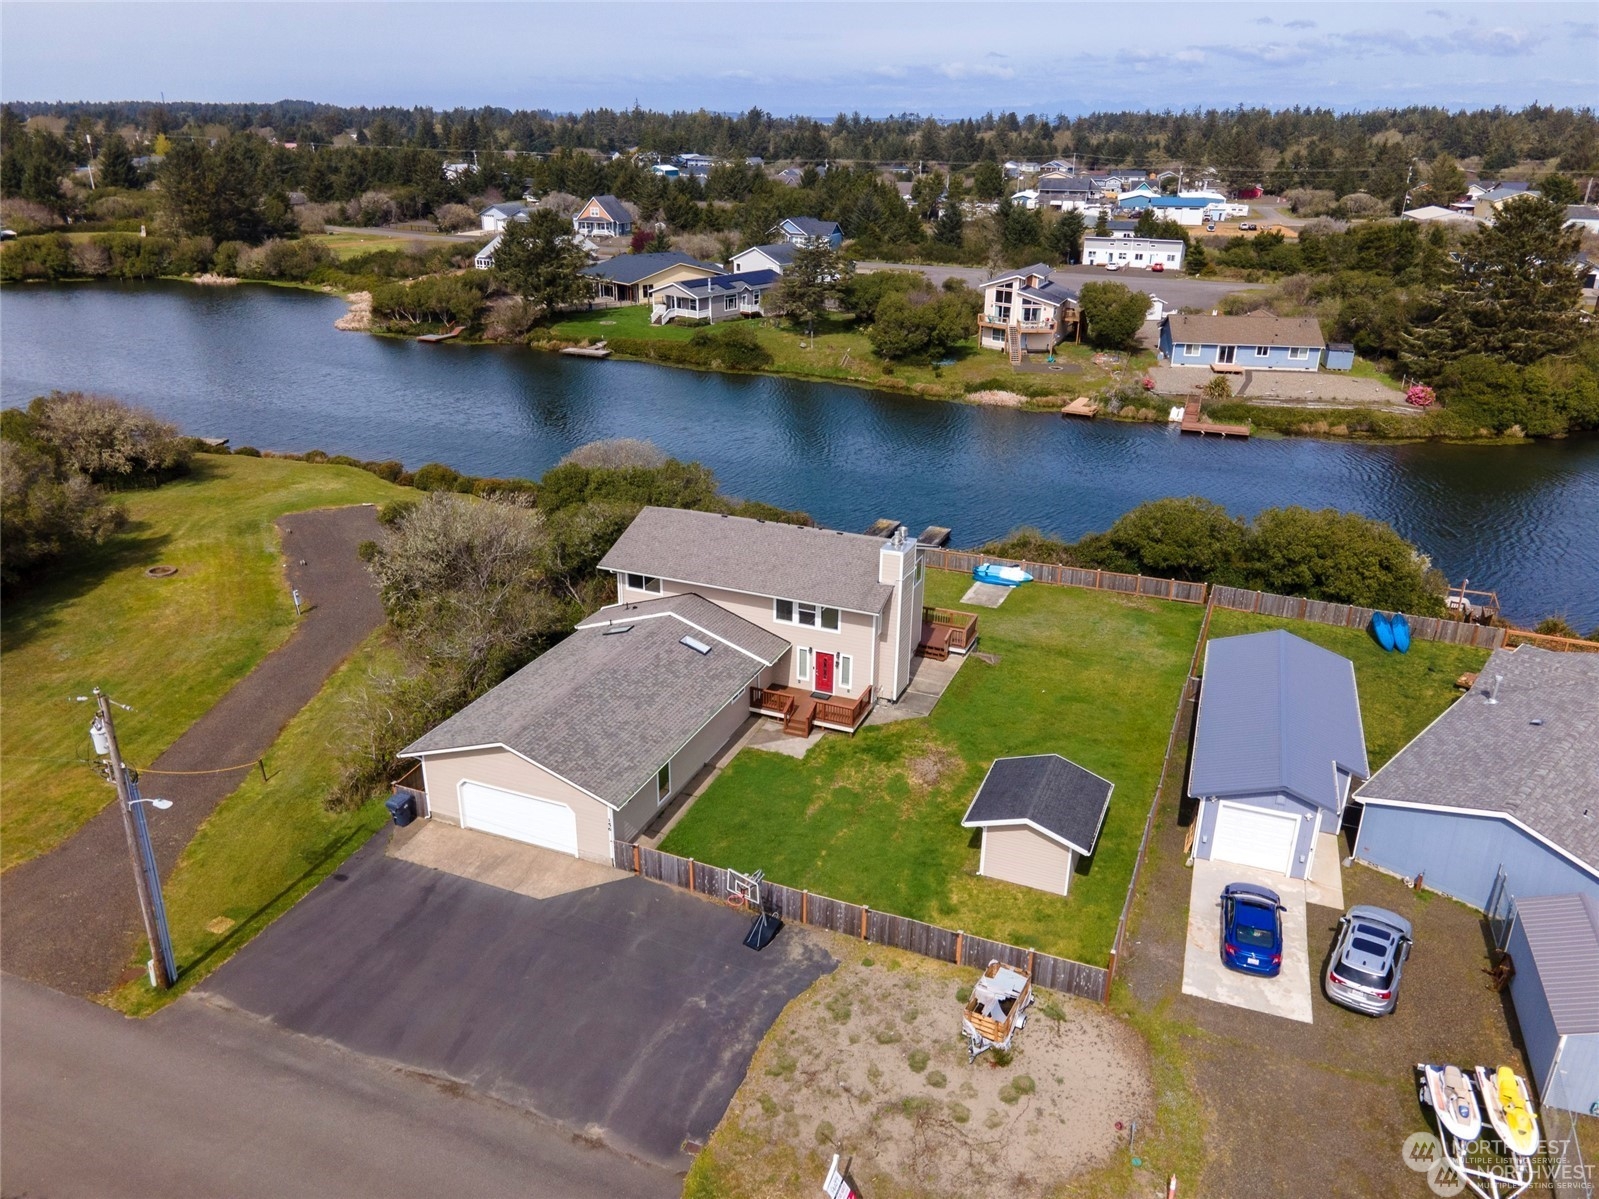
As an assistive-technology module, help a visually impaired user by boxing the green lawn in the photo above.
[662,571,1205,963]
[107,636,395,1015]
[1204,609,1490,769]
[548,304,1137,400]
[1,455,406,870]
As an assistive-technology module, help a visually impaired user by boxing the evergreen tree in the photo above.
[159,135,267,243]
[932,193,964,247]
[1404,197,1586,374]
[97,131,138,189]
[1047,209,1084,264]
[1094,209,1109,237]
[491,208,594,319]
[769,243,852,339]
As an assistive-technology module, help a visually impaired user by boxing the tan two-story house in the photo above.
[978,264,1080,361]
[397,508,927,864]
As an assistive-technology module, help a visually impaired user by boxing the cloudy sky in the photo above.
[2,1,1593,115]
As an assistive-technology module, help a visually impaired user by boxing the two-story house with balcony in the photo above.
[978,264,1080,361]
[396,508,943,864]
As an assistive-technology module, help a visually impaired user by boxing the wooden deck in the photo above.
[918,607,979,660]
[750,684,874,737]
[560,341,611,358]
[917,525,952,547]
[1060,396,1101,419]
[1180,396,1250,438]
[416,326,464,343]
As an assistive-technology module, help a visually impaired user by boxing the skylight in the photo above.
[680,635,712,655]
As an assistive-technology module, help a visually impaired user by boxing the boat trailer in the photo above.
[1416,1065,1533,1199]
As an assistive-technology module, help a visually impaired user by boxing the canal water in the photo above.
[3,280,1595,628]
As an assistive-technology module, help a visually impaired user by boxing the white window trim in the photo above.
[625,573,662,594]
[1255,345,1270,358]
[1183,343,1200,355]
[837,653,853,691]
[1289,346,1310,360]
[656,762,671,805]
[773,597,840,633]
[797,646,812,682]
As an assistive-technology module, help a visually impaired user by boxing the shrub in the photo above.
[433,203,478,233]
[410,462,471,493]
[236,238,334,282]
[362,459,404,482]
[1,438,129,588]
[233,445,262,456]
[1202,375,1233,401]
[1078,282,1151,350]
[558,439,667,470]
[907,1049,929,1073]
[19,391,192,485]
[371,274,487,328]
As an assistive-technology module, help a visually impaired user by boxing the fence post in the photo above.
[688,858,695,891]
[1095,568,1102,589]
[1253,589,1262,613]
[954,929,964,966]
[633,843,640,873]
[801,890,809,924]
[861,906,869,940]
[1027,948,1035,976]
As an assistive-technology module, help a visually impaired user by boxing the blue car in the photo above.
[1220,883,1285,977]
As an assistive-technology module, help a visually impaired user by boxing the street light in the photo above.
[129,797,173,810]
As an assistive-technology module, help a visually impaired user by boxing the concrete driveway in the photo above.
[201,835,835,1170]
[1181,858,1315,1024]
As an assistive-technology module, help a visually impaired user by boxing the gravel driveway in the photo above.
[1147,365,1415,409]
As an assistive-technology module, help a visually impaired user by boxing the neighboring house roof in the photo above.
[961,754,1114,856]
[1037,175,1097,194]
[1566,205,1599,222]
[598,506,896,614]
[1357,647,1599,873]
[734,242,798,267]
[661,268,782,298]
[1106,219,1140,232]
[781,216,841,240]
[984,264,1079,307]
[1403,205,1483,224]
[581,251,719,285]
[1165,313,1327,349]
[481,202,528,219]
[1514,893,1599,1036]
[401,595,783,806]
[1189,630,1369,811]
[1121,195,1212,209]
[473,234,502,264]
[582,194,632,224]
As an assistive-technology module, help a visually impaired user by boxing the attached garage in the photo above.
[1187,631,1368,881]
[459,781,579,857]
[1209,802,1301,876]
[961,755,1113,897]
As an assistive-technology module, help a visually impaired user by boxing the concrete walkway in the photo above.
[0,506,385,997]
[389,820,628,900]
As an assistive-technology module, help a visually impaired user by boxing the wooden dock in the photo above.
[417,326,464,343]
[1060,396,1101,419]
[560,341,611,358]
[917,525,952,547]
[864,519,904,538]
[1180,396,1250,439]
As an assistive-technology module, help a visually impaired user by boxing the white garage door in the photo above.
[459,781,579,856]
[1210,802,1299,875]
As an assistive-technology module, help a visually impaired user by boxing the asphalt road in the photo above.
[0,973,680,1199]
[203,839,836,1171]
[2,507,386,997]
[856,259,1263,308]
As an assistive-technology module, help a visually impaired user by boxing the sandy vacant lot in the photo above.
[692,940,1153,1198]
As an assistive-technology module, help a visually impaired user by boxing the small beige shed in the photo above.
[961,755,1113,897]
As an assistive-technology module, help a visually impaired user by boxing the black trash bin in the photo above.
[385,791,418,827]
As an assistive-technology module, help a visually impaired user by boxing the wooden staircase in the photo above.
[1005,325,1024,366]
[783,705,815,737]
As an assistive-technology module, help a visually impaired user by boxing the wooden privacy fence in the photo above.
[617,843,1110,1004]
[922,547,1520,651]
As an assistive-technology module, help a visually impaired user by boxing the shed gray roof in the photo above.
[1357,647,1599,872]
[598,507,895,614]
[402,595,781,806]
[581,251,718,285]
[1515,893,1599,1035]
[961,755,1114,855]
[1189,630,1369,811]
[1166,313,1327,350]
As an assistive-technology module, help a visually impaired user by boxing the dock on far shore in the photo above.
[560,341,612,358]
[1179,396,1250,439]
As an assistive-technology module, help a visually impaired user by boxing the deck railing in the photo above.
[749,685,796,719]
[817,686,873,729]
[923,606,979,651]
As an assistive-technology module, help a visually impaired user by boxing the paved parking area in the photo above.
[201,835,835,1170]
[1181,858,1315,1023]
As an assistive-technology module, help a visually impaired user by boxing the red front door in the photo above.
[813,651,834,695]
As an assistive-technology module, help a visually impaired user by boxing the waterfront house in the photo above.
[978,264,1079,358]
[572,195,633,239]
[1160,313,1327,371]
[479,202,529,232]
[1082,235,1186,271]
[775,216,842,248]
[649,269,781,324]
[730,242,798,274]
[579,251,721,304]
[1188,631,1368,880]
[1353,647,1599,910]
[398,509,927,862]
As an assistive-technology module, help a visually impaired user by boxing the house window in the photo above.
[777,598,838,630]
[1166,254,1176,262]
[656,762,671,803]
[914,559,925,586]
[837,654,853,691]
[797,646,812,682]
[1255,345,1270,358]
[1183,344,1200,355]
[1133,253,1144,261]
[626,573,662,593]
[1289,346,1309,360]
[1022,305,1041,323]
[724,295,736,311]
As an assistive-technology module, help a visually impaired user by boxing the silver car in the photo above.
[1325,905,1413,1016]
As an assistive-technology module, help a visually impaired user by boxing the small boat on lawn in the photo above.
[1421,1063,1483,1142]
[1371,611,1396,652]
[1477,1065,1540,1157]
[1391,612,1412,653]
[973,563,1032,587]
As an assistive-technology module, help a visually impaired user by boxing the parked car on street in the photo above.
[1325,905,1413,1015]
[1104,261,1121,271]
[1220,883,1284,977]
[1239,222,1258,231]
[1150,262,1165,272]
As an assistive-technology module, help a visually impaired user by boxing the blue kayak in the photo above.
[1371,611,1396,652]
[973,563,1033,587]
[1391,612,1412,653]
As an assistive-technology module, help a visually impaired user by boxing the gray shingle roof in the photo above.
[1514,893,1599,1035]
[782,216,840,238]
[581,251,719,285]
[736,242,797,267]
[1357,647,1599,872]
[598,507,895,614]
[402,597,781,805]
[962,755,1114,855]
[575,592,789,663]
[1189,630,1369,811]
[481,202,527,219]
[585,194,632,224]
[1166,313,1326,350]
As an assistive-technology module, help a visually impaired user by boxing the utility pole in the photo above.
[88,689,176,988]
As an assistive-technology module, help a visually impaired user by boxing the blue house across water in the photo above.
[1161,314,1327,371]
